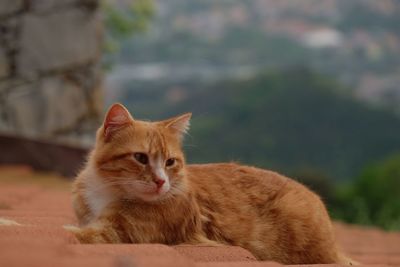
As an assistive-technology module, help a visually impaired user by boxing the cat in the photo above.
[70,103,354,265]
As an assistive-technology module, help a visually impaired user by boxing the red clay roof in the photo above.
[0,170,399,267]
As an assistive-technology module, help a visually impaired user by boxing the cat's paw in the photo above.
[63,224,110,243]
[63,224,80,233]
[63,224,88,243]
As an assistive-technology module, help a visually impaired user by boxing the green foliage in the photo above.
[333,154,400,230]
[102,0,154,66]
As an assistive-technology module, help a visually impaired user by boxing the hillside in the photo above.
[109,0,400,113]
[119,68,400,180]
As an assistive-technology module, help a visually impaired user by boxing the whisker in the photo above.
[87,176,189,203]
[89,180,144,192]
[167,182,189,200]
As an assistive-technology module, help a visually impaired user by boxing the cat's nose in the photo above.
[154,178,165,188]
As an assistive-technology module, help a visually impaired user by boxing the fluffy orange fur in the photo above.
[71,103,353,265]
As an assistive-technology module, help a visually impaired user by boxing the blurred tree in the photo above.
[291,168,336,208]
[102,0,154,67]
[334,154,400,230]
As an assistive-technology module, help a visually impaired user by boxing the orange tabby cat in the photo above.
[70,103,353,265]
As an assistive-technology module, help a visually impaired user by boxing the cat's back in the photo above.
[186,162,326,221]
[186,162,291,199]
[185,162,298,223]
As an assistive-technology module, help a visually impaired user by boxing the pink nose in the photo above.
[154,178,165,188]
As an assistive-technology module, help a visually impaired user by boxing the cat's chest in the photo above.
[84,175,114,221]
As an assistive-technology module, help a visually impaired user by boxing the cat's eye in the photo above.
[165,158,175,167]
[134,153,148,165]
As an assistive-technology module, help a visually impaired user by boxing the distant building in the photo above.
[301,28,343,49]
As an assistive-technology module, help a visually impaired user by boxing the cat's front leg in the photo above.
[64,221,121,244]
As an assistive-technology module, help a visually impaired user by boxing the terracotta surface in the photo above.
[0,171,399,267]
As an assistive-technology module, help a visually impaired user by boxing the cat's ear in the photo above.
[161,113,192,140]
[103,103,133,140]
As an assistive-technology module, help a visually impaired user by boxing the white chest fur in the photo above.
[83,167,114,221]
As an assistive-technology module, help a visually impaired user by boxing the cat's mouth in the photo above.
[137,192,167,202]
[143,188,167,196]
[135,183,171,202]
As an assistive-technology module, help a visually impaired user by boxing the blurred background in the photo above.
[0,0,399,230]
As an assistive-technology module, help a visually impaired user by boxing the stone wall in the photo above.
[0,0,103,145]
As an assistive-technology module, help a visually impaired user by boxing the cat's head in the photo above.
[92,103,191,202]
